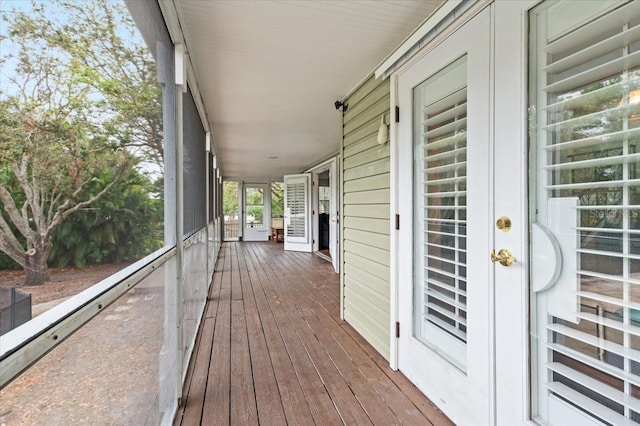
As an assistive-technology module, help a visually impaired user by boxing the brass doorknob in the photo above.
[496,216,512,232]
[490,249,517,267]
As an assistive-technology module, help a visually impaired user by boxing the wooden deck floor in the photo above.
[174,242,453,426]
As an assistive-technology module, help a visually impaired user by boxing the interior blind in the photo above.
[286,182,306,238]
[414,56,468,357]
[530,1,640,424]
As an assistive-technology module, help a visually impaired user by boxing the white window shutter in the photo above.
[284,174,312,252]
[530,1,640,423]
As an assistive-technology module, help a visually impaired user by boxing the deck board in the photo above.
[249,245,343,425]
[202,286,231,424]
[243,244,315,424]
[175,242,453,426]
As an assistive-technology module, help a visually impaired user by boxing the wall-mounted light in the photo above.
[213,155,217,169]
[377,114,388,145]
[334,100,348,112]
[205,132,211,153]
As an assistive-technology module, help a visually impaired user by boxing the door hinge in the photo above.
[395,321,400,338]
[395,106,400,123]
[395,214,400,230]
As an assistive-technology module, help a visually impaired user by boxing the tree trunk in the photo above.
[24,245,50,286]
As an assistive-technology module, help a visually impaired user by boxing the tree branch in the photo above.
[0,212,26,257]
[0,233,28,269]
[0,181,31,241]
[46,164,127,238]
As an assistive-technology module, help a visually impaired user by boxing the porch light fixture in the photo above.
[377,114,388,145]
[334,100,348,112]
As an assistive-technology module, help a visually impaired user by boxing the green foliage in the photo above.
[0,254,21,270]
[246,206,264,224]
[223,182,239,216]
[3,0,163,168]
[0,0,164,282]
[271,182,284,218]
[0,168,24,270]
[48,169,163,268]
[0,164,163,270]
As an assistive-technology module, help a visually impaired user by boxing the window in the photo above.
[529,1,640,423]
[413,55,468,369]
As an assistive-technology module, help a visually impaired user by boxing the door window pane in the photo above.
[413,55,468,370]
[529,1,640,423]
[245,187,265,229]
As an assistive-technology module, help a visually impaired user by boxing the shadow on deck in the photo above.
[174,242,453,425]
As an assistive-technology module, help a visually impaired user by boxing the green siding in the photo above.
[343,158,390,181]
[344,188,389,205]
[343,204,390,219]
[341,74,391,360]
[344,145,390,170]
[343,217,389,235]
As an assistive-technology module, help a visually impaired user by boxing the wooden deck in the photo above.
[174,242,453,426]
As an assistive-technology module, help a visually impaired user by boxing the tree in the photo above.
[0,105,129,284]
[223,182,239,216]
[5,0,163,170]
[0,4,131,285]
[61,0,164,170]
[48,168,163,268]
[271,182,284,218]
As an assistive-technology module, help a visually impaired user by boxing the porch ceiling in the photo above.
[173,0,445,179]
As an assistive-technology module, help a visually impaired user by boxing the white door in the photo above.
[243,183,270,241]
[397,9,493,424]
[528,1,640,424]
[329,160,339,273]
[284,174,312,252]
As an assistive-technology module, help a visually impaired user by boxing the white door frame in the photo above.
[396,8,493,425]
[243,182,271,241]
[284,173,313,252]
[493,2,532,424]
[389,2,532,424]
[306,156,340,273]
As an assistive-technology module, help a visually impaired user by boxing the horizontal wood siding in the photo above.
[341,75,391,359]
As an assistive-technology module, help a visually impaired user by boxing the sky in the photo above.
[0,0,144,100]
[0,0,161,177]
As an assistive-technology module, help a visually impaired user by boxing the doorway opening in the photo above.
[223,181,240,241]
[270,182,284,243]
[283,156,339,272]
[243,183,270,241]
[317,170,331,260]
[309,157,339,273]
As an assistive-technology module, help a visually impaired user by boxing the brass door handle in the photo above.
[491,249,517,267]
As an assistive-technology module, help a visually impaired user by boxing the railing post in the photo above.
[175,42,186,404]
[10,288,15,332]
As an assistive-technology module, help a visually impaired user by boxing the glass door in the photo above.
[396,8,492,425]
[284,174,312,252]
[529,1,640,424]
[243,183,269,241]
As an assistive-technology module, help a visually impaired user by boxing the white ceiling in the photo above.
[174,0,445,179]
